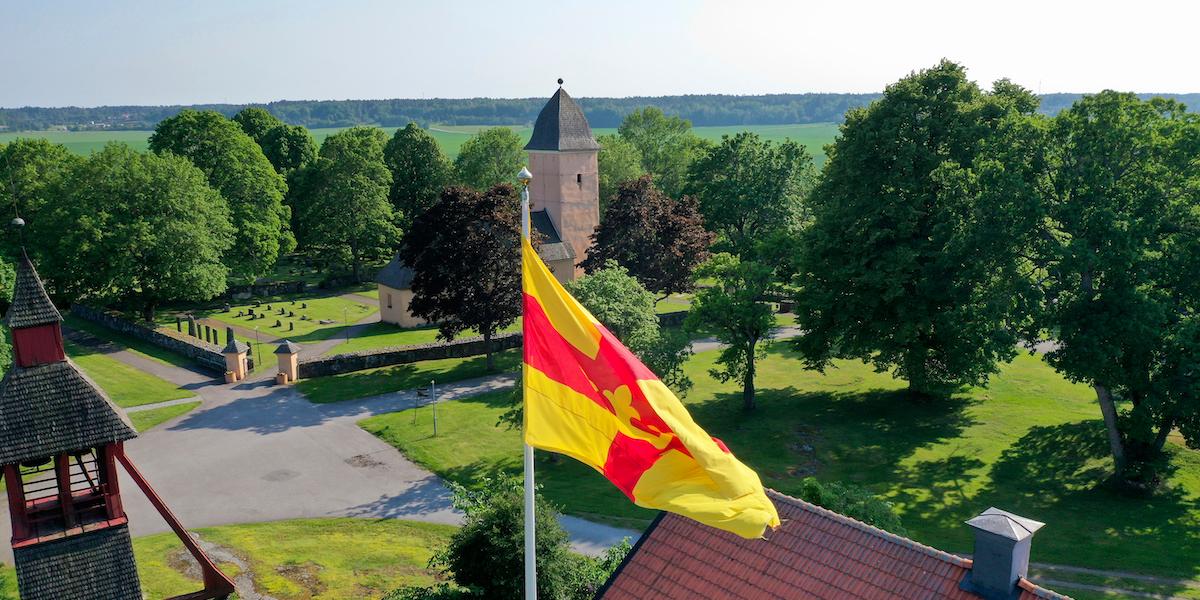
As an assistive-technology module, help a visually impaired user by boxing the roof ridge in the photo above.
[766,488,972,568]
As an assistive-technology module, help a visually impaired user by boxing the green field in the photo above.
[359,346,1200,598]
[128,401,203,432]
[1,122,840,163]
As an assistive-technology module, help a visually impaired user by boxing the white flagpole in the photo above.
[518,167,536,600]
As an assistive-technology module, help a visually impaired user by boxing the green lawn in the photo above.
[129,401,203,432]
[156,291,377,345]
[5,123,840,164]
[65,315,197,370]
[65,340,196,409]
[0,565,14,600]
[329,321,521,355]
[654,295,691,314]
[296,348,521,404]
[360,344,1200,595]
[134,518,455,600]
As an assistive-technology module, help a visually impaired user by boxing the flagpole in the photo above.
[518,166,536,600]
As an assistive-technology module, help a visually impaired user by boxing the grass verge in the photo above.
[135,518,455,600]
[65,315,197,370]
[65,340,195,408]
[329,321,521,355]
[297,349,520,404]
[129,401,202,432]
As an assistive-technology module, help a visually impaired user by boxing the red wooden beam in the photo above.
[3,464,30,541]
[114,444,235,599]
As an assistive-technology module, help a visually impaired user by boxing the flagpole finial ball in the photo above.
[517,167,533,185]
[557,78,564,86]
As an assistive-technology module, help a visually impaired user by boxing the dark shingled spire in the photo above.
[4,252,62,329]
[525,87,600,152]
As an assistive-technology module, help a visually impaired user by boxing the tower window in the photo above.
[577,173,582,185]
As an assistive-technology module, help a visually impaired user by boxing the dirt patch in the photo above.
[345,453,387,469]
[782,424,823,478]
[166,547,203,581]
[276,561,327,596]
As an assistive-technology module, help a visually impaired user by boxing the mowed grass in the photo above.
[359,344,1200,591]
[6,122,840,164]
[134,518,455,600]
[296,348,520,404]
[0,566,14,600]
[329,320,521,355]
[64,340,195,409]
[65,315,198,370]
[156,291,376,345]
[129,401,202,432]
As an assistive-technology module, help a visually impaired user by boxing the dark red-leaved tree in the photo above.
[401,184,526,371]
[581,175,714,298]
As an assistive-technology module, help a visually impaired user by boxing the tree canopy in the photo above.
[792,60,1041,399]
[617,107,709,196]
[401,184,524,370]
[0,138,79,261]
[1031,92,1200,487]
[453,127,524,191]
[232,107,284,144]
[582,175,713,298]
[41,143,233,320]
[148,109,293,279]
[292,127,398,282]
[685,132,815,257]
[260,123,317,175]
[595,133,643,213]
[384,123,454,228]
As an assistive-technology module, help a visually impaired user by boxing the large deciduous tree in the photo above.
[383,123,453,228]
[401,184,524,371]
[260,123,318,176]
[292,127,398,282]
[232,107,284,145]
[148,109,293,279]
[582,176,714,298]
[595,133,643,213]
[792,61,1041,399]
[43,144,233,320]
[687,253,778,410]
[617,107,708,197]
[453,127,524,191]
[685,132,816,257]
[0,138,79,260]
[1032,92,1200,488]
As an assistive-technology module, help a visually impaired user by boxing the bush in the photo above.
[385,476,630,600]
[799,477,906,535]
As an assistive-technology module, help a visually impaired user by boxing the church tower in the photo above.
[525,80,600,280]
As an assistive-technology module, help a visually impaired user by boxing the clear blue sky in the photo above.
[2,0,1198,108]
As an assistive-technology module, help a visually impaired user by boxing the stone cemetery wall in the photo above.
[298,332,522,379]
[69,305,255,374]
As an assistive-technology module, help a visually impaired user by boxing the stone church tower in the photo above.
[524,81,600,280]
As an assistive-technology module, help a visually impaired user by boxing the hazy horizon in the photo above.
[3,0,1199,108]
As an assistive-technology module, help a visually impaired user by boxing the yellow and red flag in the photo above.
[521,238,780,539]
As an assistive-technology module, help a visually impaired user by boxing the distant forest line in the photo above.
[2,92,1199,132]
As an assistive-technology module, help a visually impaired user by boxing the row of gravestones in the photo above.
[175,317,252,346]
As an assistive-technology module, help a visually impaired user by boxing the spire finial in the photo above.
[557,78,564,87]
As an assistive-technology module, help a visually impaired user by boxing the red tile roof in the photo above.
[597,490,1070,600]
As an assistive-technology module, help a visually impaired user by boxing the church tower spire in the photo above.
[525,81,600,280]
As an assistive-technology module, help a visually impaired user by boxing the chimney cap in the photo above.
[966,507,1044,542]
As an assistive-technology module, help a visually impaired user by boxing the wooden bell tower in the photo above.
[0,251,235,599]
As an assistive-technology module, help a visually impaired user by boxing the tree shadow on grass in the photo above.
[924,420,1200,585]
[682,385,977,496]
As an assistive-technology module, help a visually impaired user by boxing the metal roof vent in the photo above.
[961,507,1045,600]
